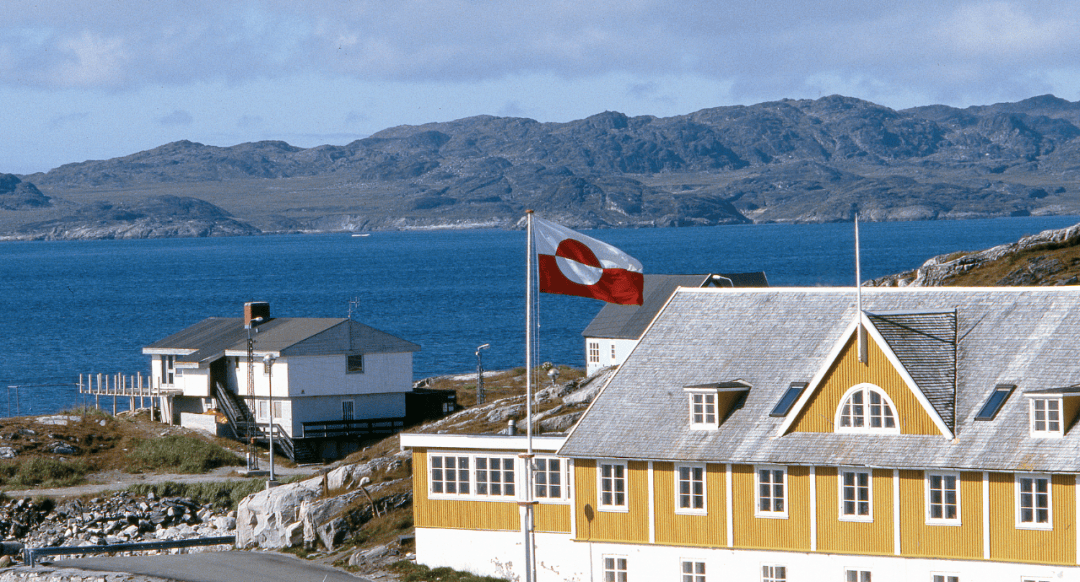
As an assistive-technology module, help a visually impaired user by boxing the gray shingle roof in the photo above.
[145,317,419,365]
[582,272,768,340]
[560,287,1080,473]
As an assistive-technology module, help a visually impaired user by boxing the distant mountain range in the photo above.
[5,94,1080,240]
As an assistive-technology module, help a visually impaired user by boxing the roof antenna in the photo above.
[855,214,867,363]
[347,297,361,320]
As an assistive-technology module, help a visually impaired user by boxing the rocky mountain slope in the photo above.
[5,95,1080,239]
[869,221,1080,286]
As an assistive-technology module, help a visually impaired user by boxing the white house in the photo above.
[144,302,449,461]
[582,272,768,375]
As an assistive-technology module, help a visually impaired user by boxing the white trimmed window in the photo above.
[839,470,872,521]
[1030,398,1063,437]
[931,574,958,582]
[845,571,871,582]
[836,384,898,434]
[603,556,627,582]
[534,457,565,500]
[681,560,705,582]
[926,472,960,524]
[761,565,786,582]
[599,462,628,510]
[1016,474,1052,529]
[611,344,617,362]
[430,455,470,495]
[162,355,175,385]
[588,342,600,364]
[755,466,788,518]
[687,390,718,429]
[475,457,516,497]
[676,464,706,513]
[1022,578,1050,582]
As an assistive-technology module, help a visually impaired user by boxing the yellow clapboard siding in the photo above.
[573,459,650,543]
[988,473,1075,565]
[653,462,726,547]
[412,450,519,530]
[534,502,571,533]
[789,333,940,435]
[896,470,982,559]
[731,464,811,551]
[815,467,894,555]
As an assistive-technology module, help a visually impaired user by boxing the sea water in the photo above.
[1,215,1077,417]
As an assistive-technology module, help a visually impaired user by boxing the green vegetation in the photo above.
[126,480,265,510]
[127,434,242,474]
[388,561,507,582]
[0,457,91,488]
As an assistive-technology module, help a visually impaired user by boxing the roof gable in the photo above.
[779,315,951,438]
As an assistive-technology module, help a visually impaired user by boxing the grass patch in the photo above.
[388,561,507,582]
[126,479,265,510]
[0,457,91,488]
[127,434,243,474]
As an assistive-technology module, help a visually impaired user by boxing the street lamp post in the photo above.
[475,344,490,405]
[263,354,277,484]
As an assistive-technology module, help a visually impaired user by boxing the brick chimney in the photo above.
[244,302,270,328]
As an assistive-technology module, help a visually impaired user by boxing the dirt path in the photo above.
[7,464,321,499]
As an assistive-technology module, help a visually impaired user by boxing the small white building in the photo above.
[581,272,768,375]
[143,302,449,461]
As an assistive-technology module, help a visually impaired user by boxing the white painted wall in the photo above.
[285,352,413,397]
[584,338,638,376]
[291,393,406,437]
[416,528,1076,582]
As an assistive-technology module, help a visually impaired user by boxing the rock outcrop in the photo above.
[868,222,1080,287]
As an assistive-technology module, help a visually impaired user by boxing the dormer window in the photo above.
[835,384,898,434]
[1024,385,1080,438]
[689,391,717,428]
[1030,397,1062,437]
[683,381,750,430]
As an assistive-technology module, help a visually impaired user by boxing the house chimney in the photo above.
[244,302,270,327]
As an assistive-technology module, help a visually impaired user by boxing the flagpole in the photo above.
[522,211,536,582]
[855,213,867,363]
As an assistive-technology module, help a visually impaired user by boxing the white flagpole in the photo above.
[523,211,536,582]
[855,213,867,363]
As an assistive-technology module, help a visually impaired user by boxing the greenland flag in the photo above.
[533,217,644,305]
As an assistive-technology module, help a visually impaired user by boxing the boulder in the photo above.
[235,476,324,549]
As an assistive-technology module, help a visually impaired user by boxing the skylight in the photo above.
[770,382,808,417]
[974,384,1015,421]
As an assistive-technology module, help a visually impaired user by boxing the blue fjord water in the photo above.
[1,215,1077,417]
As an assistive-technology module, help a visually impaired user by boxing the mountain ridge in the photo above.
[6,94,1080,240]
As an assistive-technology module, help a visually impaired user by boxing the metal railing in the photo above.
[301,418,405,439]
[24,536,235,566]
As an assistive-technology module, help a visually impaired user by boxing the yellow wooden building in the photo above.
[403,287,1080,582]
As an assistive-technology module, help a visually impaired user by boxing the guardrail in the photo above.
[24,535,235,566]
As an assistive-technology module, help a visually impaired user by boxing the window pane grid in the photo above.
[535,458,562,499]
[678,466,705,510]
[1019,476,1051,524]
[842,471,871,517]
[681,560,705,582]
[928,474,958,521]
[758,469,785,514]
[601,463,627,507]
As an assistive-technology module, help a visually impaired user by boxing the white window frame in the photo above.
[931,574,958,582]
[755,465,788,519]
[681,559,705,582]
[429,454,471,496]
[686,388,719,430]
[588,341,600,364]
[1029,397,1063,438]
[598,461,629,512]
[761,564,786,582]
[838,469,873,522]
[427,451,520,500]
[474,456,517,498]
[675,463,707,514]
[611,343,617,362]
[603,555,627,582]
[1015,473,1053,530]
[1021,578,1050,582]
[271,400,283,420]
[925,471,961,525]
[533,456,569,502]
[835,383,899,434]
[845,570,871,582]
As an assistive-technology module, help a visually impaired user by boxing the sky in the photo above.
[3,1,1080,175]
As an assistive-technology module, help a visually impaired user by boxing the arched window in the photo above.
[835,384,899,434]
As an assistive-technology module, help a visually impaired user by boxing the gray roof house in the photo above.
[581,272,768,375]
[144,302,449,462]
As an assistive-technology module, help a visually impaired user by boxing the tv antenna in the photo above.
[347,297,361,320]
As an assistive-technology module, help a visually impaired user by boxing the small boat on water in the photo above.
[351,233,371,237]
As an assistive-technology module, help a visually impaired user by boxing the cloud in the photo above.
[157,110,193,126]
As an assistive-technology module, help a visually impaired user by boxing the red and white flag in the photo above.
[533,217,644,305]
